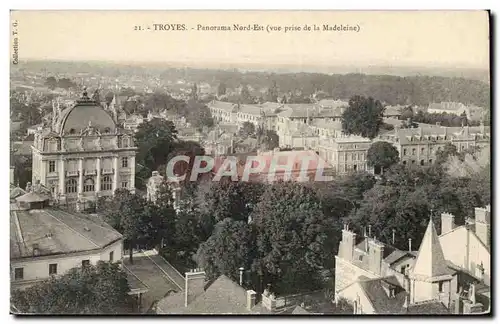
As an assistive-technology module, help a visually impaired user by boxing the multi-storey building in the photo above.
[317,135,372,175]
[31,89,137,208]
[334,206,491,314]
[378,124,490,167]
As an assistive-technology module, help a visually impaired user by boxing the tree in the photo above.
[217,82,227,97]
[435,143,458,165]
[57,78,76,90]
[185,99,214,131]
[367,141,400,174]
[341,95,385,139]
[134,118,178,177]
[99,188,174,264]
[191,83,198,101]
[238,121,256,139]
[11,261,134,314]
[195,218,255,282]
[400,105,414,121]
[258,129,280,151]
[251,182,333,295]
[266,81,279,103]
[240,85,255,104]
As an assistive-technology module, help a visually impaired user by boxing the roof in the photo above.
[428,102,467,112]
[358,277,407,314]
[158,275,259,314]
[59,99,116,135]
[317,99,349,108]
[15,191,50,203]
[403,301,450,314]
[411,218,455,279]
[292,306,310,314]
[384,105,403,116]
[10,208,122,259]
[208,101,236,112]
[10,187,27,200]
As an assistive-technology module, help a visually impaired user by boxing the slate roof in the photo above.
[403,301,450,314]
[411,218,455,279]
[358,277,407,314]
[10,208,122,259]
[157,275,266,314]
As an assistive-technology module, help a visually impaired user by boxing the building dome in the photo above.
[59,89,116,135]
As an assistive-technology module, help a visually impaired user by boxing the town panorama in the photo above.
[9,13,491,316]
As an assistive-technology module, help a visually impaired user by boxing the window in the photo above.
[49,263,58,275]
[403,161,407,165]
[429,159,433,164]
[66,179,77,193]
[83,178,95,192]
[412,148,416,155]
[101,176,113,191]
[353,164,358,171]
[49,161,56,173]
[122,157,128,168]
[420,160,425,166]
[438,282,444,293]
[121,181,128,188]
[403,148,407,156]
[14,268,23,280]
[421,147,425,154]
[104,127,111,134]
[109,251,114,262]
[82,260,90,267]
[411,160,416,164]
[49,180,58,194]
[69,128,76,134]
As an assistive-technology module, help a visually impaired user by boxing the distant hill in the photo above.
[12,60,490,108]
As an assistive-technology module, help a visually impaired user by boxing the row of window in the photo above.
[338,152,365,162]
[47,157,130,174]
[13,252,115,281]
[64,177,127,193]
[402,159,433,166]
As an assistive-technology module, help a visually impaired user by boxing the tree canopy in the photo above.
[341,95,385,139]
[195,218,255,282]
[367,141,400,174]
[11,261,134,314]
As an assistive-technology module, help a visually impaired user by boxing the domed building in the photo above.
[31,88,137,208]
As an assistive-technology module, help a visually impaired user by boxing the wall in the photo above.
[337,282,376,314]
[11,240,123,288]
[335,256,378,292]
[439,227,490,286]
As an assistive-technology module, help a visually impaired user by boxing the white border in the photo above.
[1,1,497,324]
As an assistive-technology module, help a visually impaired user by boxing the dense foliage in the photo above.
[341,95,385,139]
[11,261,134,314]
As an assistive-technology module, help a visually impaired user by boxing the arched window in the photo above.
[101,176,113,191]
[66,179,77,193]
[83,178,95,192]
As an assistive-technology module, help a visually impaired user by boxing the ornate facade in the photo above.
[31,89,137,207]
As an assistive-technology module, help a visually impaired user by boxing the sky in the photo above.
[10,10,490,69]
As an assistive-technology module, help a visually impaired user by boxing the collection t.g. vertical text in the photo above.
[12,20,19,65]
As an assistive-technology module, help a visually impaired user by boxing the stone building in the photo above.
[334,207,491,314]
[31,89,137,209]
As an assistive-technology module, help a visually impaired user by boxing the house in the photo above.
[10,187,123,291]
[155,271,341,314]
[334,207,491,314]
[427,102,470,118]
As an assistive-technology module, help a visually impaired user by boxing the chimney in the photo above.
[184,269,206,307]
[392,229,396,245]
[246,290,257,310]
[368,225,372,237]
[474,206,491,248]
[408,238,412,252]
[340,227,357,262]
[441,212,456,234]
[239,267,244,286]
[368,238,385,275]
[261,289,277,312]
